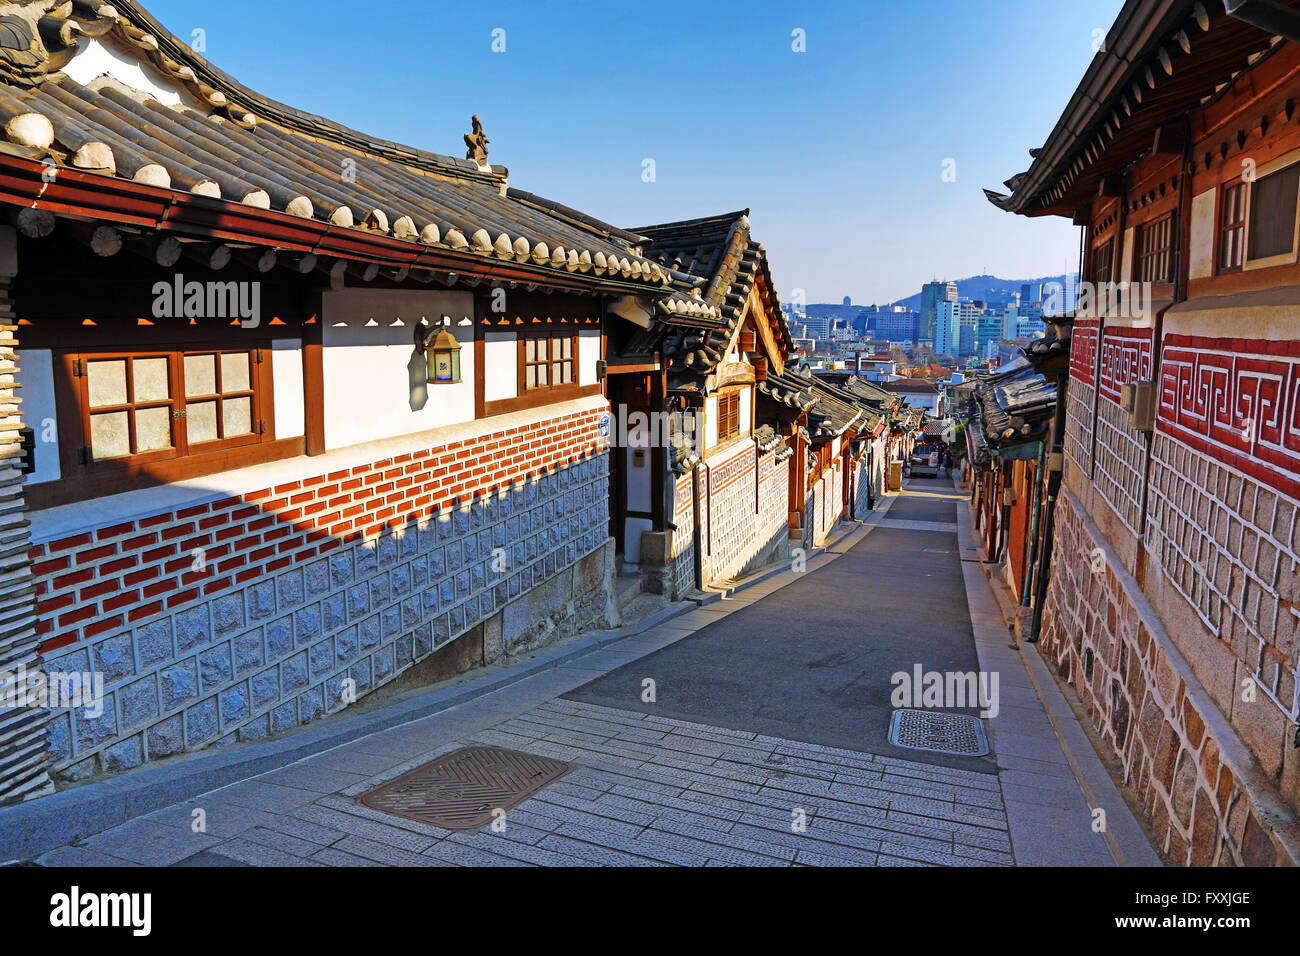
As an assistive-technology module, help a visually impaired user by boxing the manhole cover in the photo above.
[357,746,569,828]
[888,710,989,756]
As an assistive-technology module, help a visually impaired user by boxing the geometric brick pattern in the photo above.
[668,472,696,600]
[32,406,610,654]
[691,440,789,587]
[1093,395,1148,535]
[1094,324,1156,534]
[1098,324,1154,406]
[1158,334,1300,504]
[1146,432,1299,723]
[703,440,758,584]
[809,457,844,547]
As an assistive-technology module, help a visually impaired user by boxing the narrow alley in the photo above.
[25,479,1158,868]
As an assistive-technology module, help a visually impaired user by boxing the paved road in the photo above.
[566,474,989,771]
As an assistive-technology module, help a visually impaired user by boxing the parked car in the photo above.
[909,442,941,477]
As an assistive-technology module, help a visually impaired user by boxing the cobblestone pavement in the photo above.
[32,480,1155,867]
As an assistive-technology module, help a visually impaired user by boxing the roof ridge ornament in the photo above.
[464,113,489,171]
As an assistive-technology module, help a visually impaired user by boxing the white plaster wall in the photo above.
[625,444,652,511]
[484,331,517,402]
[704,395,718,450]
[738,386,751,435]
[1188,188,1217,280]
[321,289,476,451]
[271,339,304,439]
[18,348,58,485]
[578,329,601,386]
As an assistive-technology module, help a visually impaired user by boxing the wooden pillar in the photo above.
[301,290,326,457]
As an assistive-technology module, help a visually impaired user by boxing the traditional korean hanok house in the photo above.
[880,377,942,417]
[758,368,894,549]
[604,211,794,597]
[965,357,1058,604]
[0,0,680,799]
[813,374,895,516]
[987,0,1300,864]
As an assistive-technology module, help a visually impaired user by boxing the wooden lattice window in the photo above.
[1091,239,1114,285]
[717,390,743,442]
[1219,181,1246,273]
[66,346,268,469]
[1136,215,1174,283]
[520,333,576,391]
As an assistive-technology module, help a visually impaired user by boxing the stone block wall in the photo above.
[809,457,844,546]
[1039,485,1299,866]
[665,471,696,599]
[33,404,612,780]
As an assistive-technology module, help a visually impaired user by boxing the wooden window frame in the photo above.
[1216,179,1247,275]
[715,386,749,445]
[517,330,578,394]
[482,328,598,418]
[1135,214,1175,284]
[48,341,280,500]
[1244,158,1300,270]
[1091,236,1115,285]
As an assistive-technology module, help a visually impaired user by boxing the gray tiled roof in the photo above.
[633,211,792,391]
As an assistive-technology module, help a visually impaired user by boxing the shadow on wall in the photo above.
[407,348,429,412]
[24,440,612,787]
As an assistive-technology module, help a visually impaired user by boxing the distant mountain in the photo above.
[891,274,1078,311]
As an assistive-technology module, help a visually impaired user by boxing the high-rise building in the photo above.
[999,303,1046,340]
[935,300,973,356]
[876,311,921,344]
[958,321,976,357]
[976,310,1002,353]
[920,280,958,340]
[800,313,830,340]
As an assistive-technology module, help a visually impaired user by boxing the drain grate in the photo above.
[357,746,569,829]
[888,710,989,756]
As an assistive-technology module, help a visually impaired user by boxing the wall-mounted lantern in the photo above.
[415,315,462,384]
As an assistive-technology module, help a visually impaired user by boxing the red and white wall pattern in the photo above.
[1041,324,1300,865]
[34,404,612,778]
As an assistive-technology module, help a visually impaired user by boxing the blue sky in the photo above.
[146,0,1122,304]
